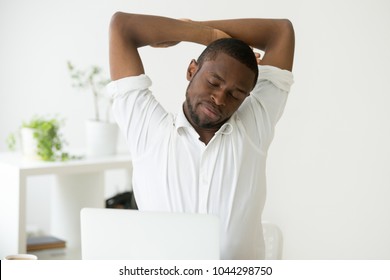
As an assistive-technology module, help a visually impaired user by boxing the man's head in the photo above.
[197,38,259,86]
[184,38,258,131]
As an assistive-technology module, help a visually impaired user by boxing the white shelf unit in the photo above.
[0,152,132,259]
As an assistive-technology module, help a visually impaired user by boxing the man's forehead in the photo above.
[200,55,255,90]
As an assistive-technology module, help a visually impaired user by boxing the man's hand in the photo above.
[254,50,262,65]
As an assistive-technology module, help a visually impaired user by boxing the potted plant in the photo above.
[7,116,73,161]
[67,61,118,157]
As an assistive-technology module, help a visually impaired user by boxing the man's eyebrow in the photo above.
[208,72,225,82]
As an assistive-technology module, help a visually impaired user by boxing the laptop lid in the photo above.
[80,208,220,260]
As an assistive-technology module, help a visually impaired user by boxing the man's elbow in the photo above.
[280,19,295,42]
[276,19,293,37]
[109,12,143,46]
[109,12,127,34]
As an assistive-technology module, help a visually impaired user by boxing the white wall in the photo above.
[1,0,389,259]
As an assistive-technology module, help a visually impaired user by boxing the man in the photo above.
[107,12,295,259]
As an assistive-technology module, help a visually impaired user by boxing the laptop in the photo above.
[80,208,220,260]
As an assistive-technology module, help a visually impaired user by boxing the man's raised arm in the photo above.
[194,18,295,71]
[109,12,230,80]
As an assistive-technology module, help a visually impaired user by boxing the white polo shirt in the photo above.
[107,65,293,259]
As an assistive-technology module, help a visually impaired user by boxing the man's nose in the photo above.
[211,89,226,106]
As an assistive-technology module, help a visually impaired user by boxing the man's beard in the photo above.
[185,94,216,129]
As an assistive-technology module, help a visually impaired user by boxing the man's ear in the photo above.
[186,59,198,81]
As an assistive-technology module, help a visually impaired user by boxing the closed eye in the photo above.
[207,80,219,88]
[228,91,240,100]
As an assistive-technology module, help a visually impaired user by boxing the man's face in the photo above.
[184,53,255,130]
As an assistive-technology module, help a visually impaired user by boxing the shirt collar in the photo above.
[175,109,193,131]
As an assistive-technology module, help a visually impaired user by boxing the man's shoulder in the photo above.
[256,65,294,92]
[107,74,152,98]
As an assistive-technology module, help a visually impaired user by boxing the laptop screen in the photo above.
[80,208,220,260]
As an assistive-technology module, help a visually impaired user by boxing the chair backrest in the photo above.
[262,221,283,260]
[80,208,220,260]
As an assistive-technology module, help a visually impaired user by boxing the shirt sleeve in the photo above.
[106,75,169,158]
[237,65,294,150]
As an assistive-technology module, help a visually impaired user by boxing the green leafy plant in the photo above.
[67,61,111,122]
[6,133,16,150]
[7,116,75,161]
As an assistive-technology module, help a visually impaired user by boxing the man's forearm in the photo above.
[112,13,223,48]
[109,12,229,79]
[193,18,295,70]
[109,13,295,80]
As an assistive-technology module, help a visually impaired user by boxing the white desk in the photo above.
[0,152,132,259]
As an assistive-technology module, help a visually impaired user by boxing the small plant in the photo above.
[67,61,111,122]
[7,116,75,161]
[6,133,16,151]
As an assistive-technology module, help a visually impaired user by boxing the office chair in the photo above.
[262,221,283,260]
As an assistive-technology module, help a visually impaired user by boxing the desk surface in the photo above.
[0,152,132,176]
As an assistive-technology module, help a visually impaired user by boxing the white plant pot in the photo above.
[20,127,41,160]
[85,120,118,157]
